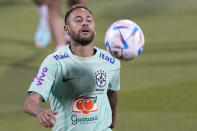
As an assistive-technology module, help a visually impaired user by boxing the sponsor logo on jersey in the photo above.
[99,53,115,64]
[33,67,48,85]
[95,70,106,88]
[53,52,69,60]
[71,115,98,125]
[72,96,98,115]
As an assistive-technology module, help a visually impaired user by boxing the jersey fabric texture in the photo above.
[28,45,120,131]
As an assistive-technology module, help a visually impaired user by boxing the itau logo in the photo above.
[72,96,98,114]
[95,70,106,87]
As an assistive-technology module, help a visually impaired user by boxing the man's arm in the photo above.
[107,90,118,129]
[24,92,58,128]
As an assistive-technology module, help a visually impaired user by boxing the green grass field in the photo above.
[0,0,197,130]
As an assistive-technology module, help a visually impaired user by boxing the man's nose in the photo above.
[82,20,88,26]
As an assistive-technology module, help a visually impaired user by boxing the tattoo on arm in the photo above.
[107,90,118,110]
[24,92,44,117]
[107,90,118,129]
[28,92,43,101]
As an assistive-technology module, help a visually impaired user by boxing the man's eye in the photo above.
[87,20,92,23]
[75,19,82,22]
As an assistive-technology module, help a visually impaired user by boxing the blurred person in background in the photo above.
[24,4,120,131]
[33,0,87,51]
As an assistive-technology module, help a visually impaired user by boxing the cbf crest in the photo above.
[95,70,106,87]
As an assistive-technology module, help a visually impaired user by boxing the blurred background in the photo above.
[0,0,197,130]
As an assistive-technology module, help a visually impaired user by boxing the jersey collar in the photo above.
[66,45,100,61]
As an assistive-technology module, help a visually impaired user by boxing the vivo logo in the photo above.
[33,67,48,86]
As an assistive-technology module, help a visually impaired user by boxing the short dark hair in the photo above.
[64,4,93,24]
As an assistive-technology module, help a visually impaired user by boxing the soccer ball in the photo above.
[104,19,145,60]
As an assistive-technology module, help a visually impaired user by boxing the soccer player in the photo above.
[33,0,87,50]
[24,4,120,130]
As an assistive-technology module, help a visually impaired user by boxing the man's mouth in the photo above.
[80,28,91,34]
[82,29,90,33]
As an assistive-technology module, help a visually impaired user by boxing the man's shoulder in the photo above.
[95,47,120,69]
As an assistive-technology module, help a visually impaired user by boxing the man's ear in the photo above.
[64,25,70,35]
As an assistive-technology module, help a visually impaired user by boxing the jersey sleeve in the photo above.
[28,55,58,102]
[108,60,120,91]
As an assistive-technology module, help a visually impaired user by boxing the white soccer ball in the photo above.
[104,19,145,60]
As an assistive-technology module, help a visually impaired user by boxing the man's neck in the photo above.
[70,42,94,58]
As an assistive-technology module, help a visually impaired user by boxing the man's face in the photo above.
[66,8,95,46]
